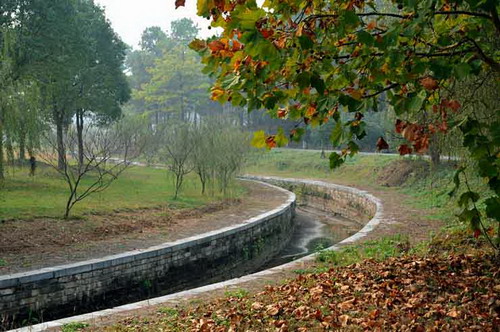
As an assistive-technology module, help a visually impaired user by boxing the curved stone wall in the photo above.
[9,176,384,332]
[0,181,296,328]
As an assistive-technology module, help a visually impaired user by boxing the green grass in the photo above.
[245,149,476,222]
[0,165,245,220]
[224,288,249,299]
[61,322,89,332]
[247,148,495,252]
[244,148,398,186]
[317,235,410,265]
[293,235,410,274]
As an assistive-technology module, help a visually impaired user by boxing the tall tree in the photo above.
[72,0,130,167]
[133,19,210,122]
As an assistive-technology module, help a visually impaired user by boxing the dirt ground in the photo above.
[0,181,289,275]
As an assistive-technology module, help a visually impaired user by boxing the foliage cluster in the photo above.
[181,0,500,251]
[0,1,154,218]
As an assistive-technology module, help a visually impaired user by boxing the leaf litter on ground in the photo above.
[99,252,499,331]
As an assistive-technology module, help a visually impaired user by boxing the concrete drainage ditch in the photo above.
[4,176,382,331]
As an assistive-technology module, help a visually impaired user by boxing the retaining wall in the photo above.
[0,181,296,328]
[245,176,377,223]
[12,176,383,332]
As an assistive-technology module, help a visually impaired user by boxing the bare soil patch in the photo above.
[377,159,430,187]
[0,181,289,275]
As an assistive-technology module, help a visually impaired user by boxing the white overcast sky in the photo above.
[94,0,215,49]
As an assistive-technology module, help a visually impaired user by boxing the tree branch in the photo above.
[364,83,399,98]
[468,39,500,73]
[434,11,493,19]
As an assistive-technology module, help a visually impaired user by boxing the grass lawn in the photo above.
[245,148,399,186]
[0,165,244,220]
[246,148,491,223]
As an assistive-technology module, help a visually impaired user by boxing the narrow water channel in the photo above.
[9,201,361,329]
[261,206,359,268]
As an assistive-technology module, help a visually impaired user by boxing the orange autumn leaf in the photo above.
[367,21,377,30]
[265,136,277,149]
[274,35,287,49]
[231,39,243,51]
[395,119,406,134]
[376,137,389,151]
[174,0,185,9]
[448,100,461,112]
[398,144,413,155]
[401,123,422,142]
[277,108,288,118]
[210,87,225,101]
[306,104,317,117]
[260,29,274,39]
[413,135,430,153]
[420,76,439,91]
[208,40,226,52]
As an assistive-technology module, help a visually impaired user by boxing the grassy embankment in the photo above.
[0,165,244,220]
[245,148,492,261]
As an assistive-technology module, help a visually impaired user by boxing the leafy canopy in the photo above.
[180,0,500,247]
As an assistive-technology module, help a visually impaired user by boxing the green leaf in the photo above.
[448,167,465,197]
[329,152,345,169]
[251,130,267,149]
[311,74,326,95]
[290,128,305,142]
[197,0,211,17]
[338,95,361,112]
[408,90,427,113]
[485,197,500,221]
[357,31,374,46]
[275,127,288,147]
[347,141,359,156]
[342,10,360,27]
[454,63,471,79]
[430,60,451,79]
[458,208,481,231]
[298,36,314,49]
[330,121,344,146]
[295,72,311,89]
[263,95,278,109]
[234,8,267,30]
[458,191,480,207]
[478,159,498,178]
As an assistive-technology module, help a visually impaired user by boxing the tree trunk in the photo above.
[5,136,14,165]
[0,117,4,180]
[429,136,440,166]
[19,130,26,161]
[76,109,84,168]
[54,108,66,171]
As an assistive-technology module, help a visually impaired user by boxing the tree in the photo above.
[171,18,200,41]
[159,123,195,199]
[139,26,169,57]
[72,0,130,167]
[133,19,211,123]
[191,116,249,195]
[183,0,500,249]
[41,117,146,218]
